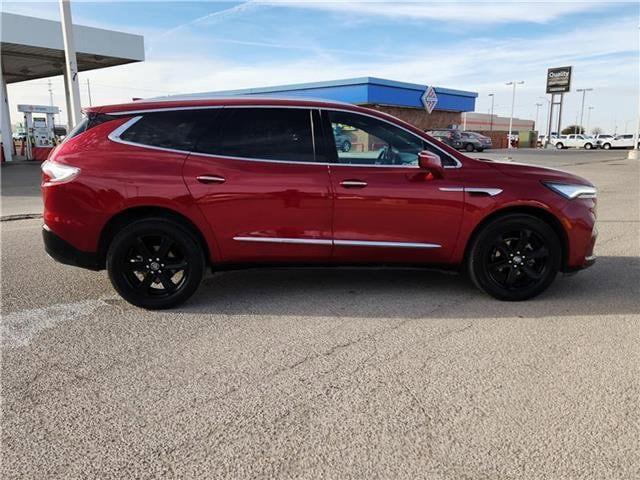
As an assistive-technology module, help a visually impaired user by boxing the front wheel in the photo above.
[467,214,561,301]
[602,143,611,150]
[341,140,351,152]
[555,142,564,149]
[584,143,593,150]
[107,218,205,309]
[465,143,475,152]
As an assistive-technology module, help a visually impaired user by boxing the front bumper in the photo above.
[42,225,101,271]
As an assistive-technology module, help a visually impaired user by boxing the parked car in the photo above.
[332,125,352,152]
[550,134,595,150]
[464,131,492,149]
[598,134,639,150]
[42,97,597,309]
[427,129,484,152]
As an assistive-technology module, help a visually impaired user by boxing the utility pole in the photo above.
[48,79,56,127]
[538,96,551,140]
[488,93,495,132]
[586,106,594,135]
[576,87,593,135]
[59,0,82,129]
[86,78,92,106]
[506,81,524,149]
[535,102,542,132]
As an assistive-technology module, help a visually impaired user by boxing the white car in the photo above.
[598,134,639,150]
[551,134,596,150]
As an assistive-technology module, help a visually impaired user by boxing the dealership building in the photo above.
[184,77,479,131]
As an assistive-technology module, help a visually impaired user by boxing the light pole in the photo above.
[488,93,495,132]
[586,106,594,135]
[535,102,542,132]
[576,87,593,135]
[506,81,524,148]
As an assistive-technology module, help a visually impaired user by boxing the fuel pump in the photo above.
[17,104,60,161]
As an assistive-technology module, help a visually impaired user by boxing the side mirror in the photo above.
[418,150,444,177]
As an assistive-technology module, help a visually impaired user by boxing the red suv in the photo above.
[42,97,597,309]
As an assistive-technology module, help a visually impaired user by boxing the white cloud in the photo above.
[263,0,611,24]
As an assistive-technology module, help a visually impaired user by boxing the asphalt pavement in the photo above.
[1,149,639,479]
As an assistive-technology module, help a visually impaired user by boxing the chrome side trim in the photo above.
[233,237,442,249]
[466,188,503,197]
[334,240,441,249]
[340,180,368,187]
[233,236,332,245]
[439,187,464,192]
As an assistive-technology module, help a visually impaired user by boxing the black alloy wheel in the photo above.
[107,218,205,309]
[465,143,475,152]
[468,214,561,301]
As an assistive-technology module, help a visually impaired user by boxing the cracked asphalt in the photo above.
[1,150,639,479]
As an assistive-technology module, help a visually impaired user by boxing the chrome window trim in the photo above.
[233,236,441,249]
[106,105,462,169]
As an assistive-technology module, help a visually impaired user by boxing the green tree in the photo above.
[561,125,585,135]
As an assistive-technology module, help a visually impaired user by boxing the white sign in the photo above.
[421,86,438,114]
[17,104,60,114]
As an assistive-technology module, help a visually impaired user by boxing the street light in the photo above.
[576,88,593,134]
[506,81,524,149]
[535,102,543,132]
[488,93,495,132]
[586,106,594,135]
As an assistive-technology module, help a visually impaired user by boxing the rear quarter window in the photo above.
[120,110,214,151]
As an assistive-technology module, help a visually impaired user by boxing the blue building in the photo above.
[195,77,478,130]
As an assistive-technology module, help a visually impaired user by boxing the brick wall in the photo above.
[362,105,461,131]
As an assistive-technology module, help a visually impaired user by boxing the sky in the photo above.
[4,0,640,134]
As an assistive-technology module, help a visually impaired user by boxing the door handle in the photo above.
[340,179,367,188]
[196,175,226,184]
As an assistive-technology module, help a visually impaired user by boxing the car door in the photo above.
[183,107,333,263]
[321,109,465,264]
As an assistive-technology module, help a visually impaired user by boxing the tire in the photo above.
[341,140,351,152]
[602,143,611,150]
[467,214,561,301]
[584,143,592,150]
[555,143,564,149]
[477,147,484,152]
[106,217,205,309]
[465,143,474,152]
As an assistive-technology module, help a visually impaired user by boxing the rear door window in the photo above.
[195,107,316,162]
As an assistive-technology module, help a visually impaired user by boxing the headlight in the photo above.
[41,160,80,185]
[543,181,597,199]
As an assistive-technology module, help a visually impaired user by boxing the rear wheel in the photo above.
[468,214,561,301]
[602,143,611,150]
[584,143,593,150]
[555,142,564,149]
[341,140,351,152]
[107,218,205,309]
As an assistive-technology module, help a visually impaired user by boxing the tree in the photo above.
[591,127,602,135]
[561,125,584,135]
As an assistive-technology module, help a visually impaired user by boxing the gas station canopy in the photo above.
[1,12,144,84]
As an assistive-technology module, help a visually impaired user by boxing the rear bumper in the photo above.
[42,225,101,271]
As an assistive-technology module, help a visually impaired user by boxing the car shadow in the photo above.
[177,256,639,319]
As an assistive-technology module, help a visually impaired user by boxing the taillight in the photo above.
[41,160,80,186]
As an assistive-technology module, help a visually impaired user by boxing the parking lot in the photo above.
[1,149,639,479]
